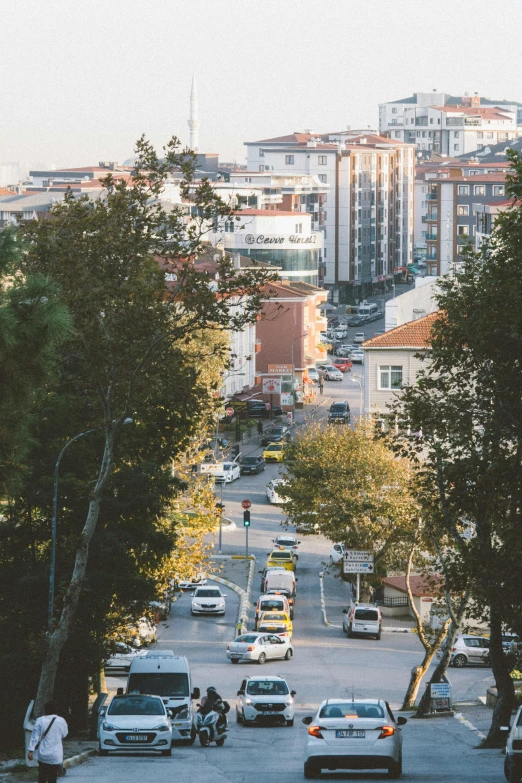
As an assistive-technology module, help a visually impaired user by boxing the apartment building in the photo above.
[245,132,414,302]
[380,92,521,157]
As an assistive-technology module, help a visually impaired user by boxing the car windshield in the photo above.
[246,680,289,696]
[260,600,284,611]
[243,457,259,465]
[108,696,165,716]
[236,635,259,644]
[263,613,287,621]
[277,539,296,546]
[265,444,281,451]
[354,609,379,621]
[223,464,233,471]
[331,404,346,411]
[319,702,385,719]
[195,589,221,597]
[271,429,284,436]
[127,673,189,697]
[270,552,290,559]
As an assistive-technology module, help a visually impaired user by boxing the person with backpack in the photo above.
[28,700,68,783]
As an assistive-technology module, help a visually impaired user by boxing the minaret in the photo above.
[188,73,200,152]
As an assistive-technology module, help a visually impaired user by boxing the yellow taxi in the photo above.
[262,442,286,463]
[265,549,297,572]
[258,611,293,639]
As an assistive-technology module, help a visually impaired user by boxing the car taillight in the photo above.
[227,645,230,650]
[452,647,457,651]
[378,726,395,739]
[513,740,522,750]
[247,645,255,651]
[308,726,324,739]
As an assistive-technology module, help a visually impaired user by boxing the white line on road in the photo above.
[453,712,487,740]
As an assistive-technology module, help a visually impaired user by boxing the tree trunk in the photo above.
[485,603,515,747]
[401,648,439,710]
[417,624,457,715]
[34,431,114,716]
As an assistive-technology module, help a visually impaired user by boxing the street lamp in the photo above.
[351,374,363,417]
[291,332,308,407]
[48,417,133,634]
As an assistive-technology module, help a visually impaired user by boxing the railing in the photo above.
[426,212,438,221]
[376,596,409,608]
[426,254,438,261]
[425,233,438,241]
[426,193,437,200]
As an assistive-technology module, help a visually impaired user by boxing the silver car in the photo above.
[227,632,293,664]
[322,365,343,381]
[437,634,490,667]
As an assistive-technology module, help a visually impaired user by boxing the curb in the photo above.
[209,559,256,636]
[63,749,96,770]
[383,627,414,633]
[454,711,487,740]
[318,572,342,629]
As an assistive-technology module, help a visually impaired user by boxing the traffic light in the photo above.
[243,510,250,527]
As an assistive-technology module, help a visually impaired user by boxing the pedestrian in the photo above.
[319,375,324,395]
[257,419,263,437]
[28,700,68,783]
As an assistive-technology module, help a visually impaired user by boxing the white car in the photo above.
[350,350,364,363]
[322,365,343,381]
[354,332,366,344]
[217,461,241,483]
[177,574,208,590]
[272,534,300,559]
[236,675,296,727]
[191,585,226,615]
[99,694,173,756]
[330,543,345,563]
[307,367,319,383]
[227,632,294,664]
[128,616,156,647]
[504,704,522,782]
[104,643,146,672]
[266,478,288,504]
[302,698,407,778]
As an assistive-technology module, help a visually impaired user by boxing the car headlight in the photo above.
[175,707,190,720]
[245,699,252,705]
[102,722,117,731]
[285,702,293,707]
[193,602,201,607]
[153,724,170,732]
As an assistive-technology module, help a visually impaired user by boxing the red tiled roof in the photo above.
[363,312,440,349]
[0,187,16,195]
[255,133,314,144]
[383,574,443,597]
[432,106,513,119]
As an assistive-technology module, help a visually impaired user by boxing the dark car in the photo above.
[347,315,368,327]
[328,401,351,424]
[247,401,283,419]
[261,426,290,446]
[240,455,266,475]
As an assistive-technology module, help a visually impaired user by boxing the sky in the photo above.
[1,0,521,171]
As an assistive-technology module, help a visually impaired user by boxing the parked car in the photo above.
[191,585,226,615]
[104,643,146,672]
[262,442,286,463]
[240,455,265,475]
[306,367,319,383]
[126,616,156,647]
[330,543,345,563]
[261,426,290,447]
[177,574,207,590]
[328,401,351,424]
[436,634,490,667]
[246,400,283,418]
[302,699,406,778]
[332,358,353,372]
[236,676,296,726]
[354,332,366,344]
[334,329,348,340]
[266,478,288,504]
[322,365,343,381]
[226,632,293,664]
[503,703,522,782]
[98,694,173,756]
[343,603,382,640]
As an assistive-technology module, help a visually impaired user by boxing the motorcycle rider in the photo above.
[199,687,229,733]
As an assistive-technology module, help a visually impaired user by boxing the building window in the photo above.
[458,225,469,236]
[474,185,485,196]
[477,132,483,139]
[285,155,294,165]
[224,220,235,233]
[395,131,400,138]
[493,185,505,196]
[318,156,327,165]
[379,365,403,389]
[392,108,397,114]
[318,174,327,183]
[295,223,302,233]
[422,131,427,138]
[457,205,469,216]
[469,170,480,175]
[259,149,264,157]
[454,144,459,151]
[487,132,494,138]
[430,118,434,124]
[454,131,460,138]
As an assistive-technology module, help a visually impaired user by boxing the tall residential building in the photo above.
[245,132,414,302]
[380,92,521,157]
[188,73,200,152]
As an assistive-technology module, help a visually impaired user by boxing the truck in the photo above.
[127,651,200,744]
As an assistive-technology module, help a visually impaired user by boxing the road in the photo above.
[79,364,500,781]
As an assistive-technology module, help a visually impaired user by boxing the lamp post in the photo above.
[48,417,133,634]
[291,332,308,407]
[351,374,363,417]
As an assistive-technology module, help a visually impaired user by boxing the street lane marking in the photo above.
[453,712,487,740]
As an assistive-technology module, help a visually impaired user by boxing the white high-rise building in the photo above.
[188,73,200,152]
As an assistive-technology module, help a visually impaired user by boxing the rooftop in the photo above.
[363,312,440,349]
[236,209,305,217]
[383,574,443,597]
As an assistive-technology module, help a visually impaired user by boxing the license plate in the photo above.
[231,656,240,660]
[336,730,365,738]
[125,734,148,741]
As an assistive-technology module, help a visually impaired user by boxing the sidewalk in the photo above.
[453,700,493,739]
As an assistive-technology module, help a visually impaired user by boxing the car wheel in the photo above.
[258,652,266,664]
[161,747,172,757]
[287,718,294,727]
[347,625,353,638]
[388,749,402,778]
[284,648,293,660]
[304,760,320,778]
[98,745,109,756]
[376,632,381,641]
[236,709,243,724]
[453,654,467,668]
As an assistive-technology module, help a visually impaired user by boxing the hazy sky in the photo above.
[1,0,521,169]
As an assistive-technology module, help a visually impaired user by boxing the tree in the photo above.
[392,150,522,744]
[14,136,273,715]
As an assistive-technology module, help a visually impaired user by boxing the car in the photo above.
[334,329,348,340]
[177,574,208,590]
[240,455,265,475]
[272,534,300,558]
[199,459,240,483]
[262,442,286,462]
[266,478,288,504]
[354,332,366,344]
[350,349,365,363]
[246,401,283,418]
[332,358,353,372]
[98,694,173,756]
[104,643,146,672]
[191,586,226,615]
[261,426,290,447]
[436,634,490,667]
[266,549,296,572]
[306,367,320,383]
[322,365,343,381]
[227,632,294,664]
[503,703,522,782]
[328,401,351,424]
[254,593,293,626]
[236,676,296,726]
[302,698,407,778]
[343,603,382,640]
[330,543,345,563]
[258,611,293,638]
[126,616,156,647]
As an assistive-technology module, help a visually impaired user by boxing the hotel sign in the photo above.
[229,233,323,250]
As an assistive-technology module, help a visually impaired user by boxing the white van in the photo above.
[356,301,379,321]
[343,603,382,640]
[127,651,200,743]
[263,569,296,612]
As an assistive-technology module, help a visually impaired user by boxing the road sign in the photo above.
[263,377,282,394]
[343,549,374,575]
[243,510,251,527]
[344,550,374,562]
[241,499,251,509]
[225,407,235,417]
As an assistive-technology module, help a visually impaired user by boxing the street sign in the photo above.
[344,550,374,562]
[263,377,282,394]
[243,510,251,527]
[225,407,235,417]
[343,550,374,575]
[241,499,251,509]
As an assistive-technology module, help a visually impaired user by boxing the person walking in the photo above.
[257,419,263,439]
[319,374,324,395]
[28,701,68,783]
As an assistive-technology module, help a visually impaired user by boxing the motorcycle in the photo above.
[196,701,230,747]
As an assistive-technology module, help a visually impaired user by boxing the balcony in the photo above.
[426,212,438,222]
[425,233,438,241]
[426,193,438,200]
[426,254,437,262]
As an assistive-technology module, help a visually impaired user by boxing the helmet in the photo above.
[207,686,217,693]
